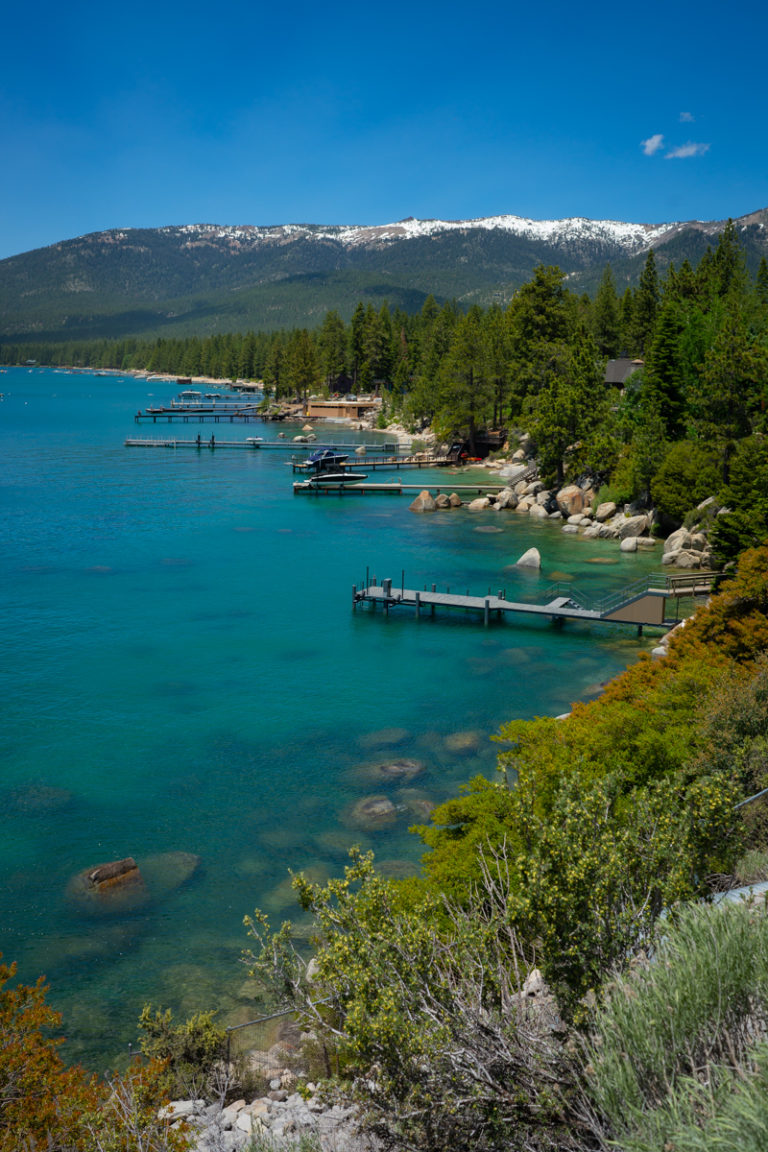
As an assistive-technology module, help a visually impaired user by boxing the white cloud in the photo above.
[641,133,664,156]
[679,111,695,122]
[665,141,710,159]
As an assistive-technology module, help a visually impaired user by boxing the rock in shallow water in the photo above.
[66,851,200,917]
[67,857,149,916]
[346,795,398,829]
[515,547,541,569]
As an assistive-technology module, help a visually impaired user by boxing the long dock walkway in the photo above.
[352,571,720,631]
[295,480,509,496]
[124,437,399,453]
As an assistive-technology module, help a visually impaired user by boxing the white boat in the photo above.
[305,471,367,485]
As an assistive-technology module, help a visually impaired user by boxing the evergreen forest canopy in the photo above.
[5,220,768,558]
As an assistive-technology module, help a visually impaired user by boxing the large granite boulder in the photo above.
[467,497,491,511]
[595,501,616,522]
[664,527,692,553]
[555,485,585,517]
[620,536,638,552]
[674,550,703,569]
[617,514,649,540]
[409,490,436,512]
[434,493,451,508]
[496,487,517,509]
[515,547,541,569]
[529,504,549,519]
[448,492,462,508]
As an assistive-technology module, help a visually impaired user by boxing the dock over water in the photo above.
[352,571,720,631]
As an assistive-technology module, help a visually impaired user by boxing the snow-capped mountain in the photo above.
[1,208,765,341]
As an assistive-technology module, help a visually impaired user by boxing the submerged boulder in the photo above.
[66,851,200,917]
[374,758,425,780]
[67,857,149,917]
[347,795,398,830]
[139,851,200,901]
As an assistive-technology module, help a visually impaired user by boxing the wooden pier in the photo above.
[352,571,720,631]
[294,480,509,496]
[136,410,266,423]
[124,437,399,453]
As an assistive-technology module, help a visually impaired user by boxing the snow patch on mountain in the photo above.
[163,214,678,255]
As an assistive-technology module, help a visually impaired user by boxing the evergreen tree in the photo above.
[633,250,660,354]
[619,286,635,354]
[591,265,621,357]
[642,300,685,438]
[434,306,491,451]
[318,310,347,388]
[756,257,768,308]
[688,306,768,478]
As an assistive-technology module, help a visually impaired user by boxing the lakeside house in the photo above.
[306,398,381,420]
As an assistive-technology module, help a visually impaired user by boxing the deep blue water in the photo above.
[0,367,660,1066]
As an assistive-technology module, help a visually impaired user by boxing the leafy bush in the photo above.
[245,850,582,1152]
[0,957,188,1151]
[138,1005,227,1099]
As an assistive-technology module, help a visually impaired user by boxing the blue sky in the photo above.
[1,0,766,259]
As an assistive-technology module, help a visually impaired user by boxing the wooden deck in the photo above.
[294,480,510,496]
[124,437,400,453]
[352,572,720,631]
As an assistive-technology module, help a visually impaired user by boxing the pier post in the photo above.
[352,585,357,609]
[484,597,490,627]
[415,591,420,618]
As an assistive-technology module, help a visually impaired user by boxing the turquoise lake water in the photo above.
[0,367,661,1067]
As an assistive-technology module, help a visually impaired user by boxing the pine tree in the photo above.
[756,257,768,307]
[591,265,621,357]
[633,250,660,354]
[318,310,347,388]
[642,300,685,438]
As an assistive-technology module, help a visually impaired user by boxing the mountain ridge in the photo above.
[2,208,766,342]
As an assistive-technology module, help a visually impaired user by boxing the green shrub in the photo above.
[581,900,768,1152]
[138,1005,227,1099]
[651,440,721,523]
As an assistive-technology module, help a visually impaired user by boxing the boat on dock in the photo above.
[302,471,368,487]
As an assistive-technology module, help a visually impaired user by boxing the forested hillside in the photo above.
[1,208,767,340]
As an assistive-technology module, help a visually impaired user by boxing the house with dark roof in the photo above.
[605,358,643,387]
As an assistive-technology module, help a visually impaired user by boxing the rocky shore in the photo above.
[160,1074,375,1151]
[404,443,720,571]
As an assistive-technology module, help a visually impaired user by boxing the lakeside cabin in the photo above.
[306,398,381,420]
